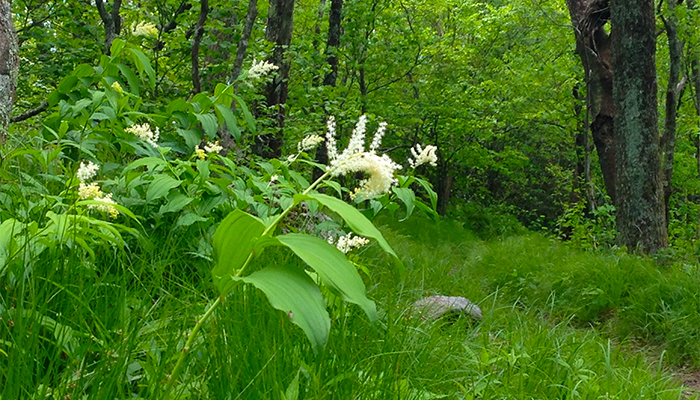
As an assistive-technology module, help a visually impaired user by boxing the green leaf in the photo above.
[271,233,376,322]
[110,38,126,57]
[212,209,266,295]
[146,175,182,202]
[159,193,193,214]
[215,104,241,140]
[392,187,416,219]
[196,113,219,139]
[296,192,404,277]
[235,265,330,353]
[128,48,155,89]
[122,157,167,175]
[414,177,438,211]
[231,94,256,133]
[175,212,207,228]
[117,64,140,96]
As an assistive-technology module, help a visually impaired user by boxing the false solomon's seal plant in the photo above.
[166,116,438,392]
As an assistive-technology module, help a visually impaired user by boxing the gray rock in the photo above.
[411,295,483,322]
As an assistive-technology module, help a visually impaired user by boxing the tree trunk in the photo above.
[690,49,700,239]
[191,0,209,94]
[254,0,294,158]
[95,0,122,55]
[660,0,685,231]
[0,0,19,145]
[566,0,616,203]
[313,0,343,180]
[611,0,668,253]
[230,0,258,88]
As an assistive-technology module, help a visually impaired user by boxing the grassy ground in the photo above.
[1,211,697,399]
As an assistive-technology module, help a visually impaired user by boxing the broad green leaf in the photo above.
[117,64,140,96]
[296,192,404,277]
[392,187,416,219]
[159,193,193,214]
[272,233,376,321]
[414,177,438,211]
[146,175,182,202]
[196,113,218,139]
[215,104,241,140]
[235,265,330,353]
[175,212,207,228]
[231,94,256,133]
[212,209,265,295]
[128,48,155,89]
[110,38,126,57]
[167,98,189,114]
[122,157,167,174]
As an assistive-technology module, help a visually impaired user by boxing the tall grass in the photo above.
[1,211,696,399]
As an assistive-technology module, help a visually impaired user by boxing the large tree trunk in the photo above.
[0,0,19,145]
[660,0,685,231]
[95,0,122,55]
[254,0,294,158]
[612,0,668,253]
[566,0,616,203]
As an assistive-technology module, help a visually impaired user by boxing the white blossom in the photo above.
[131,21,158,37]
[247,59,279,80]
[77,161,99,183]
[325,115,401,198]
[335,233,370,254]
[78,182,103,199]
[369,121,387,152]
[409,144,438,168]
[325,116,338,162]
[204,141,223,154]
[126,123,159,148]
[298,135,324,152]
[88,193,119,219]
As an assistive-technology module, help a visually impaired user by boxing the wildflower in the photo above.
[89,193,119,219]
[194,146,206,160]
[78,182,103,199]
[77,161,99,182]
[126,123,159,148]
[335,233,370,254]
[326,115,401,198]
[287,154,298,163]
[131,21,158,37]
[297,135,324,152]
[111,81,125,95]
[204,141,223,154]
[409,144,438,168]
[247,59,279,80]
[270,174,279,184]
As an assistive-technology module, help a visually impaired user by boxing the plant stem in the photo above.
[164,168,333,395]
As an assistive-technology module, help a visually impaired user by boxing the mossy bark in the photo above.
[0,0,19,145]
[611,0,668,253]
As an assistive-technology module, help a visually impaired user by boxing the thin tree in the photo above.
[191,0,209,93]
[255,0,295,158]
[611,0,668,252]
[95,0,122,55]
[0,0,19,145]
[566,0,616,203]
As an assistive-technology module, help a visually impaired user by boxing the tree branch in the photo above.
[10,101,48,123]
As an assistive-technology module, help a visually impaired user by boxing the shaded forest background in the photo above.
[5,0,700,253]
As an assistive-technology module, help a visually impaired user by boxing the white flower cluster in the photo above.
[298,135,324,152]
[76,161,118,218]
[409,144,438,168]
[326,115,402,198]
[131,21,158,37]
[248,59,279,80]
[334,233,370,254]
[126,123,159,148]
[195,140,223,160]
[77,161,99,182]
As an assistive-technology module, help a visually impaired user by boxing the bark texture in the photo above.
[566,0,616,203]
[611,0,668,253]
[95,0,122,55]
[230,0,258,87]
[0,0,19,145]
[254,0,294,158]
